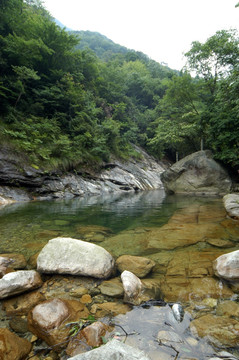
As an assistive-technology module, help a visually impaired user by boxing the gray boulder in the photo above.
[213,250,239,281]
[0,270,42,299]
[37,237,115,279]
[68,338,151,360]
[223,194,239,219]
[161,150,231,195]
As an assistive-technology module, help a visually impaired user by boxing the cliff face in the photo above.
[0,146,167,203]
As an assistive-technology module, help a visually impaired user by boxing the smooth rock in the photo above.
[67,338,151,360]
[37,237,115,279]
[0,328,32,360]
[28,298,89,351]
[223,193,239,219]
[161,150,232,195]
[121,270,143,305]
[116,255,155,278]
[0,270,42,299]
[213,250,239,281]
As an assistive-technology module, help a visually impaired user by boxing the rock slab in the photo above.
[116,255,155,278]
[37,237,115,279]
[0,270,42,299]
[68,338,151,360]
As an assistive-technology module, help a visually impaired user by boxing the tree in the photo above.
[185,29,239,95]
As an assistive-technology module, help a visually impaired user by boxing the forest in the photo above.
[0,0,238,172]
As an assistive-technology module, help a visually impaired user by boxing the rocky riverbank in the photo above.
[0,145,168,203]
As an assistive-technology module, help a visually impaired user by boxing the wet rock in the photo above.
[121,270,143,305]
[161,150,232,195]
[0,270,42,299]
[67,338,151,360]
[161,275,234,303]
[37,237,115,279]
[223,193,239,219]
[213,250,239,281]
[90,302,131,318]
[216,300,239,319]
[190,314,239,347]
[66,321,110,357]
[75,225,112,242]
[99,277,124,297]
[0,257,14,277]
[28,298,89,351]
[116,255,155,278]
[0,328,32,360]
[9,316,28,333]
[0,253,27,269]
[2,290,45,315]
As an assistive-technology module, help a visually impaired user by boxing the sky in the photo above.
[42,0,239,70]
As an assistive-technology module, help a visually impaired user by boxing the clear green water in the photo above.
[0,190,238,359]
[0,189,221,258]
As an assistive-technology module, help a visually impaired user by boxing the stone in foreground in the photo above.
[37,237,115,279]
[121,270,143,305]
[223,194,239,219]
[0,270,42,299]
[68,338,151,360]
[213,250,239,281]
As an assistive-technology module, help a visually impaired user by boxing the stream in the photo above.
[0,190,239,359]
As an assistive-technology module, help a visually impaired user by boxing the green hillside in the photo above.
[0,0,238,172]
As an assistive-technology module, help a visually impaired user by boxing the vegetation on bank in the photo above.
[0,0,238,171]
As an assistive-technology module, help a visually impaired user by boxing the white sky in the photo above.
[42,0,239,70]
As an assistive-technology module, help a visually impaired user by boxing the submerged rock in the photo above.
[0,270,42,299]
[190,313,239,347]
[37,237,115,279]
[213,250,239,281]
[116,255,155,278]
[67,338,151,360]
[161,150,232,195]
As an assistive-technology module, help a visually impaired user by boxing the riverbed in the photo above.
[0,190,239,359]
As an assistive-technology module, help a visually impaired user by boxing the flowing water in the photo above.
[1,190,239,359]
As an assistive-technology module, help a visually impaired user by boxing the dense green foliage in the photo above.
[0,0,238,171]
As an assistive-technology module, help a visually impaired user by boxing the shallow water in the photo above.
[1,190,239,359]
[0,189,225,258]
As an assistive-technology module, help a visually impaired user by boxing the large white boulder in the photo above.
[68,338,151,360]
[0,270,42,299]
[37,237,115,279]
[213,250,239,281]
